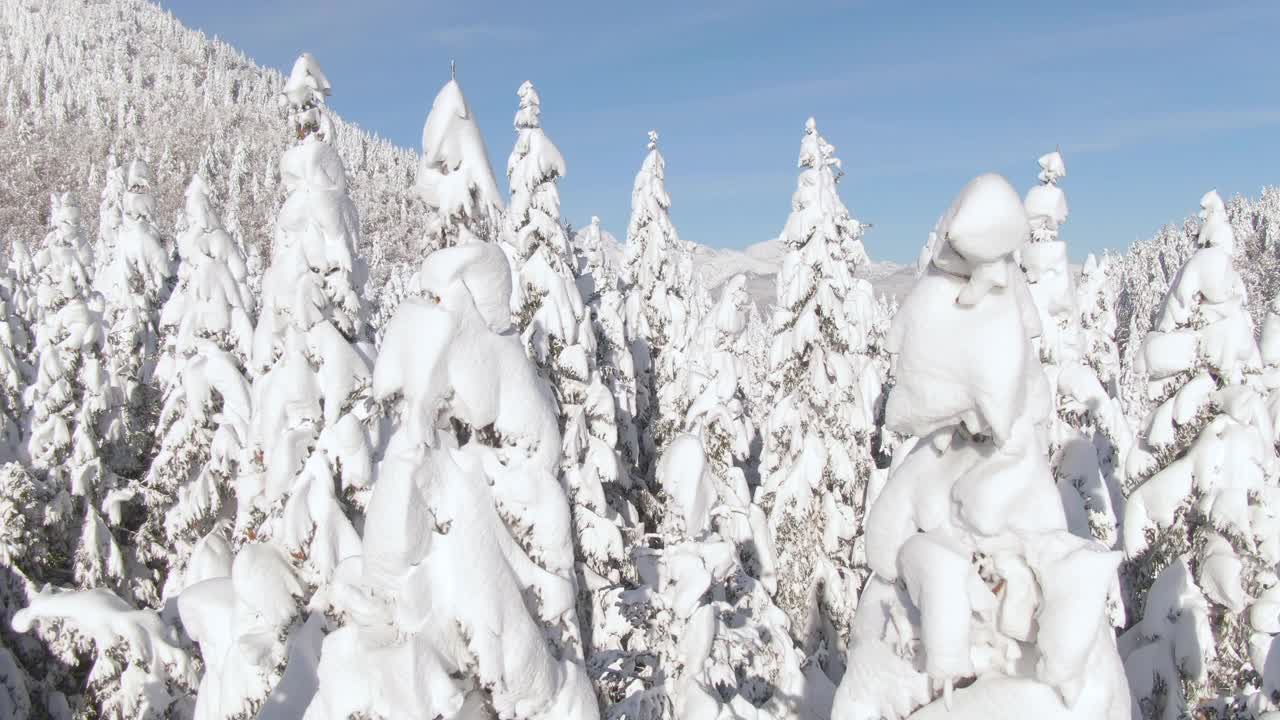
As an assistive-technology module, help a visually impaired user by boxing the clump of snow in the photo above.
[177,540,307,718]
[14,585,196,718]
[931,172,1030,306]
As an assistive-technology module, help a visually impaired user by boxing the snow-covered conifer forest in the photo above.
[3,1,1280,718]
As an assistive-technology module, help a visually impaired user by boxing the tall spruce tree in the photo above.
[136,173,254,603]
[624,130,695,474]
[757,118,880,681]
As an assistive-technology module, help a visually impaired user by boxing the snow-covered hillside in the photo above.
[0,0,427,285]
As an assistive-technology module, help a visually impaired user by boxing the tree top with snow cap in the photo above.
[1196,188,1235,250]
[1037,149,1066,184]
[50,191,81,228]
[281,52,336,143]
[416,73,503,231]
[888,174,1046,444]
[282,52,331,110]
[183,172,209,200]
[926,173,1035,306]
[798,117,829,170]
[126,159,152,190]
[183,174,217,231]
[514,80,541,129]
[1199,188,1224,217]
[937,173,1029,263]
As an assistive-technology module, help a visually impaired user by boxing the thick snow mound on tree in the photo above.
[658,433,717,537]
[937,173,1030,265]
[282,52,331,109]
[374,293,559,473]
[414,241,514,333]
[306,262,596,719]
[417,78,503,231]
[887,264,1048,446]
[925,174,1032,306]
[15,585,197,718]
[1197,189,1235,250]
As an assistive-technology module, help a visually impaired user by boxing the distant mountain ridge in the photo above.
[577,225,915,308]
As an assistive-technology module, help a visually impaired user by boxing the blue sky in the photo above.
[160,0,1280,263]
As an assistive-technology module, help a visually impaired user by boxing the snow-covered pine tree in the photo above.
[506,80,578,350]
[1260,293,1280,453]
[200,52,375,716]
[0,460,51,719]
[1113,211,1204,422]
[5,236,36,343]
[0,224,41,719]
[1019,150,1130,554]
[98,157,173,478]
[502,79,642,673]
[756,117,880,679]
[624,130,695,470]
[5,193,189,718]
[0,249,30,463]
[93,154,124,287]
[1078,253,1125,395]
[301,241,598,719]
[575,216,641,477]
[865,292,901,465]
[416,66,503,250]
[833,172,1132,720]
[1120,189,1280,717]
[589,277,804,717]
[600,431,812,720]
[504,79,565,323]
[576,216,615,290]
[651,270,713,458]
[134,173,255,605]
[737,299,771,443]
[1076,251,1135,481]
[23,192,126,595]
[684,274,756,512]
